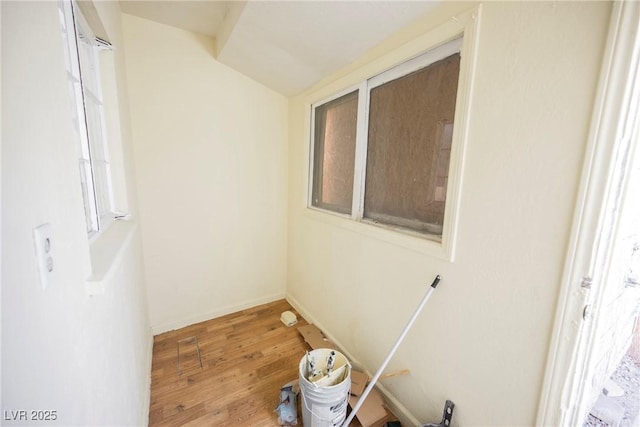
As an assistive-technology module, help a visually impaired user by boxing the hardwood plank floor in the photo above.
[149,300,311,426]
[149,299,394,426]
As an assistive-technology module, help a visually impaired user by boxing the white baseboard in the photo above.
[285,293,421,427]
[150,292,286,335]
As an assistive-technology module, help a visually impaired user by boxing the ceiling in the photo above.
[119,1,440,96]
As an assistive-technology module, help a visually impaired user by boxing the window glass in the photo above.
[311,91,358,214]
[364,53,460,234]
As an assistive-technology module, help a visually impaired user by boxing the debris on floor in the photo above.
[281,311,298,327]
[348,386,388,427]
[351,369,369,397]
[347,368,389,427]
[275,381,299,426]
[297,324,336,349]
[584,354,640,427]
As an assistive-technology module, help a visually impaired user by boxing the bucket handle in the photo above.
[301,388,350,425]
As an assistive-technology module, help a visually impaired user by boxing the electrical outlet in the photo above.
[33,223,55,289]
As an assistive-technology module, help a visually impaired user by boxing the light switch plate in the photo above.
[33,223,55,289]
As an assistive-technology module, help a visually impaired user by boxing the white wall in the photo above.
[121,14,289,334]
[1,2,151,426]
[287,2,611,426]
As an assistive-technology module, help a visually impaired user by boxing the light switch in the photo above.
[33,223,55,289]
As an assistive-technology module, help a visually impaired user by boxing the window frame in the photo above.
[305,7,481,261]
[308,39,463,236]
[60,0,116,238]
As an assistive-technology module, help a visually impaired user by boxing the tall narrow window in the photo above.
[311,91,358,214]
[309,38,463,240]
[59,0,115,235]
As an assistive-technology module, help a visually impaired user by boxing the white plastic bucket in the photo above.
[299,348,351,427]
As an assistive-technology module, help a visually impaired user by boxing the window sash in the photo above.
[311,90,359,215]
[363,54,460,233]
[60,0,115,235]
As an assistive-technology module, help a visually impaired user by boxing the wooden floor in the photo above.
[149,299,312,426]
[149,299,397,426]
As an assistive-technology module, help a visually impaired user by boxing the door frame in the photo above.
[537,2,640,425]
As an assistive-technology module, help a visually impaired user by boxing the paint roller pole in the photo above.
[342,275,441,427]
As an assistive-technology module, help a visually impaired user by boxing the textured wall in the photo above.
[287,2,611,425]
[1,2,152,425]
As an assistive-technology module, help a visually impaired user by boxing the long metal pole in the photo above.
[342,275,441,426]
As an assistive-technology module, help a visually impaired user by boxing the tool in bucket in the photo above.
[342,275,441,427]
[299,348,351,426]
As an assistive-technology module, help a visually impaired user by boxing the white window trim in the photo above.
[352,79,369,220]
[536,2,640,424]
[367,38,463,89]
[305,7,481,261]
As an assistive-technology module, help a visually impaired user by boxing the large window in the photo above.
[59,0,115,236]
[309,37,463,239]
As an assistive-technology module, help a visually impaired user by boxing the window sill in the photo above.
[303,206,453,261]
[85,219,137,296]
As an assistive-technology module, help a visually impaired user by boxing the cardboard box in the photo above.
[348,388,388,427]
[350,369,369,397]
[297,324,336,349]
